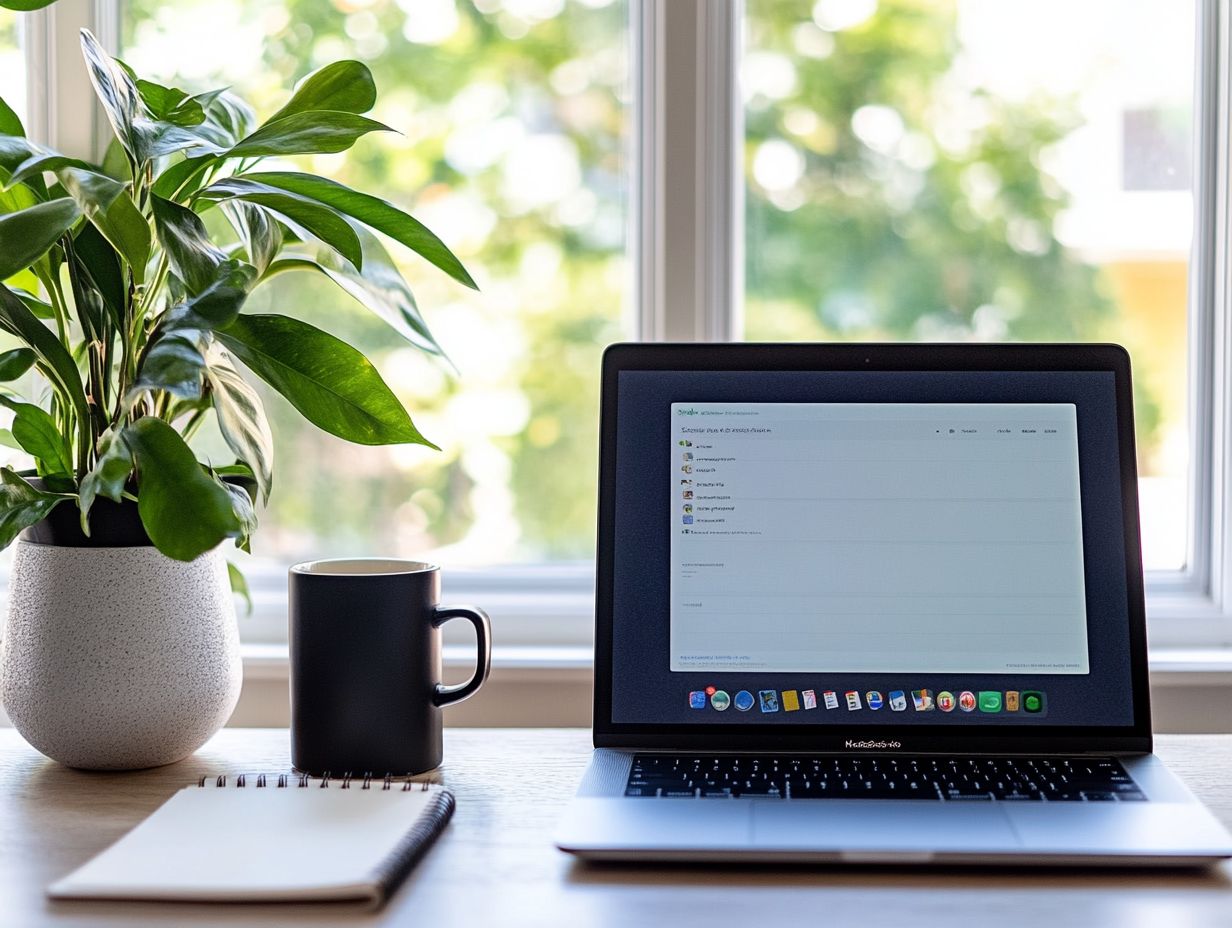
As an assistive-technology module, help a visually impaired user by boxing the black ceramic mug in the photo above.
[289,558,491,776]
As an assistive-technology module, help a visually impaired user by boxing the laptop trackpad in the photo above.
[751,802,1020,853]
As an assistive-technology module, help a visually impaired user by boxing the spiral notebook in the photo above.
[48,774,454,907]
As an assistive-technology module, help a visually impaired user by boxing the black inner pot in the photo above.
[21,480,152,548]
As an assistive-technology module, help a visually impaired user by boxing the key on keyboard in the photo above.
[624,754,1145,801]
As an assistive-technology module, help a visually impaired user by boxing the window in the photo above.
[744,0,1195,572]
[0,9,24,128]
[8,0,1232,653]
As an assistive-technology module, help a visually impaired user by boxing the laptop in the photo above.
[554,342,1232,865]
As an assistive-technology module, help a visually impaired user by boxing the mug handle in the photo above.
[431,605,492,708]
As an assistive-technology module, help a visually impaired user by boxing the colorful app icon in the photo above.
[936,691,956,712]
[1022,691,1044,713]
[978,691,1003,713]
[1005,690,1020,712]
[711,690,730,711]
[823,690,839,709]
[683,504,693,514]
[682,515,693,524]
[682,464,692,473]
[689,691,707,709]
[888,690,907,711]
[759,690,780,713]
[845,691,862,710]
[705,685,716,696]
[958,690,977,712]
[678,439,692,447]
[782,690,800,712]
[682,452,693,461]
[802,689,818,710]
[912,689,934,711]
[734,690,755,712]
[865,691,884,710]
[683,490,693,500]
[681,479,692,487]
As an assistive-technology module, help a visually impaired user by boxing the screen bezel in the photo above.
[592,342,1152,754]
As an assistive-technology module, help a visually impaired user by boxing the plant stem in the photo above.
[180,405,209,442]
[39,269,71,349]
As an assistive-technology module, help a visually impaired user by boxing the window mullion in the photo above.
[1191,0,1232,617]
[24,0,117,159]
[633,0,741,342]
[696,0,743,341]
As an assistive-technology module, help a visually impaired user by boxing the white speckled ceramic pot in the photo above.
[0,541,241,770]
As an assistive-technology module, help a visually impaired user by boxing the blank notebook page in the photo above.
[48,783,454,905]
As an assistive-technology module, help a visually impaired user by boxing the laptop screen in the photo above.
[606,366,1138,732]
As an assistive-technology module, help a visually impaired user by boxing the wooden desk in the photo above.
[0,728,1229,927]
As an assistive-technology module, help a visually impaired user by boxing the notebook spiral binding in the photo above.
[197,772,432,791]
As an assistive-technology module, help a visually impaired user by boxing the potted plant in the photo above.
[0,30,474,769]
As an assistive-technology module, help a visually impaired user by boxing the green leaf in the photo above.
[197,92,255,148]
[163,260,256,331]
[0,285,90,429]
[136,79,206,127]
[0,0,59,10]
[121,416,243,561]
[0,143,47,202]
[0,396,72,475]
[140,121,226,161]
[77,428,133,533]
[79,30,142,164]
[226,111,391,159]
[151,194,225,292]
[64,237,108,341]
[267,61,377,122]
[220,477,257,552]
[132,332,205,398]
[216,313,437,448]
[7,152,92,189]
[72,222,126,326]
[247,172,477,290]
[58,168,150,282]
[10,287,54,320]
[0,172,40,217]
[199,177,362,269]
[204,343,273,504]
[0,347,35,380]
[0,95,24,137]
[0,466,71,551]
[0,136,40,176]
[151,154,215,200]
[227,560,253,615]
[223,201,282,276]
[0,198,80,281]
[265,227,447,359]
[323,226,446,357]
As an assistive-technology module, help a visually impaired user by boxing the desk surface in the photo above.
[1,728,1230,927]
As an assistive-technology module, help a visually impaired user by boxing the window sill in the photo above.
[240,643,1232,683]
[227,644,1232,732]
[240,643,595,681]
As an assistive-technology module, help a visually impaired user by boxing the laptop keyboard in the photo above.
[625,754,1145,801]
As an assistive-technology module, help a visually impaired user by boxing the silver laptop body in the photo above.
[555,343,1232,866]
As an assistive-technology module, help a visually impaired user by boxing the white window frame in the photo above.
[14,0,1232,656]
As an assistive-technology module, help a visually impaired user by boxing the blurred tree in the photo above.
[745,0,1159,446]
